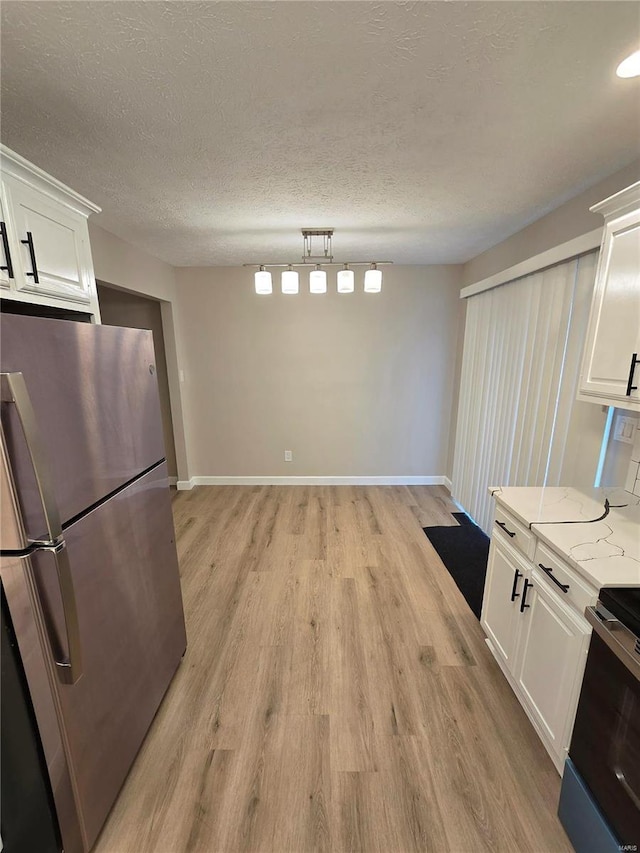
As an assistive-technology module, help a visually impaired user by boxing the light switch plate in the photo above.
[613,414,637,444]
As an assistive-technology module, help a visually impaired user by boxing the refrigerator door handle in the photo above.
[1,372,82,684]
[44,539,83,684]
[1,372,62,545]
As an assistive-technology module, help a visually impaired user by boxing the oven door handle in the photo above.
[585,606,640,681]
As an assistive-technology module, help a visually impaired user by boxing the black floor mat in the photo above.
[422,512,489,619]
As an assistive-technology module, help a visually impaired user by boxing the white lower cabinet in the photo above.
[481,536,526,668]
[482,525,593,774]
[513,570,590,764]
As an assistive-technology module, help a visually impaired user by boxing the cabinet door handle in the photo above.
[20,231,39,284]
[538,563,569,593]
[625,353,639,396]
[496,519,516,538]
[0,221,14,278]
[510,568,522,601]
[520,579,533,613]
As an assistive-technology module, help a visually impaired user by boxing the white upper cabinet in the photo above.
[0,146,101,319]
[0,188,15,290]
[578,181,640,411]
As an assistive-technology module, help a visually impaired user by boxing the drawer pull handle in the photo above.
[496,520,516,538]
[520,578,533,612]
[625,353,639,396]
[20,231,39,284]
[538,563,569,593]
[510,568,522,601]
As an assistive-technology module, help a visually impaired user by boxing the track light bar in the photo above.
[249,229,392,293]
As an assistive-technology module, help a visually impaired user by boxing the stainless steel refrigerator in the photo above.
[0,313,187,853]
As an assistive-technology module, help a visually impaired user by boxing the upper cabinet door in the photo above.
[579,184,640,412]
[2,174,93,304]
[0,188,18,291]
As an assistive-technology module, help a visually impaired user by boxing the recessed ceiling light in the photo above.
[616,49,640,78]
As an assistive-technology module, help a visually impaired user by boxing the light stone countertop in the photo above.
[532,503,640,588]
[489,485,640,589]
[489,485,638,528]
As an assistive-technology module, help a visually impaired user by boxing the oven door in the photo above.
[570,607,640,847]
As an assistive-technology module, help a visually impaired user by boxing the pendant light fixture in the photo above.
[337,265,354,293]
[309,264,327,293]
[281,265,299,294]
[616,49,640,78]
[364,263,382,293]
[254,265,272,294]
[245,230,392,294]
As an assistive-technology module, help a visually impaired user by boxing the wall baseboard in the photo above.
[176,478,196,490]
[177,475,449,489]
[442,476,452,491]
[168,476,177,486]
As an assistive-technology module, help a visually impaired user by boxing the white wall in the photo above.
[602,410,640,487]
[174,265,462,481]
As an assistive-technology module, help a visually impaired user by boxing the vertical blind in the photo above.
[451,252,597,534]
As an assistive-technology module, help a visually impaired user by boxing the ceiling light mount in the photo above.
[302,229,334,263]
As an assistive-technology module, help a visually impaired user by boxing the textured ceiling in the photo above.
[1,1,639,266]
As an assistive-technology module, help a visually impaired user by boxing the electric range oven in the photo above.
[559,587,640,853]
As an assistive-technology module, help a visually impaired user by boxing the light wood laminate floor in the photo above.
[95,486,572,853]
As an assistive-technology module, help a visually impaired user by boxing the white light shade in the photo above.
[337,268,354,293]
[309,267,327,294]
[281,268,299,294]
[254,268,272,294]
[617,49,640,78]
[364,267,382,293]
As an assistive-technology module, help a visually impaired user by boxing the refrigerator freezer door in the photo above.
[28,461,186,850]
[0,313,165,534]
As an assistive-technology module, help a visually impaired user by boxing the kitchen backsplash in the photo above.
[624,421,640,496]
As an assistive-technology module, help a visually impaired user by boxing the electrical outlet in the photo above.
[613,414,637,444]
[284,450,293,462]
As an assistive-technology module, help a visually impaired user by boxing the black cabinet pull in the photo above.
[496,520,516,538]
[538,563,569,593]
[520,579,533,612]
[510,568,522,601]
[625,353,639,396]
[20,231,39,284]
[0,221,14,278]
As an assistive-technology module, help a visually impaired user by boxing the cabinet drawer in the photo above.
[493,505,536,560]
[533,541,597,617]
